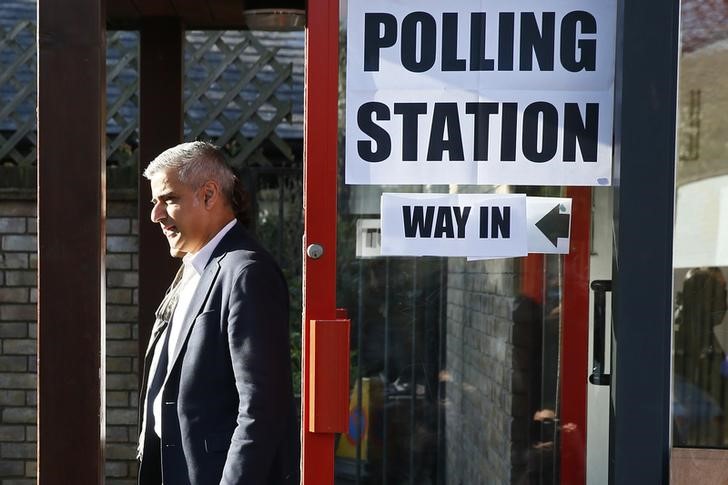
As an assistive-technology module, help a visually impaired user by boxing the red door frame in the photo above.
[561,186,591,485]
[520,187,591,485]
[302,0,340,483]
[301,1,592,480]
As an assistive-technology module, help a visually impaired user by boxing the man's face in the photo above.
[150,168,208,256]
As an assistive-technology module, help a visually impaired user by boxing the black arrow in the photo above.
[536,205,570,247]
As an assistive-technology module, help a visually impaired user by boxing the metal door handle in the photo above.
[308,317,351,433]
[589,280,612,386]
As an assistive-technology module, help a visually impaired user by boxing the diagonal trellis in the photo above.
[105,31,141,188]
[184,31,296,168]
[0,21,36,175]
[0,23,301,190]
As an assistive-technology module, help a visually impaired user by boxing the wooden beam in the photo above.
[106,0,141,29]
[107,0,272,29]
[37,0,106,483]
[106,0,140,20]
[138,17,185,377]
[208,0,247,27]
[130,0,177,16]
[172,0,215,26]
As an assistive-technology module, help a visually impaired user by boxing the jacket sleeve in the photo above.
[220,260,292,485]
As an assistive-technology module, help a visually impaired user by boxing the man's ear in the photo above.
[202,180,219,209]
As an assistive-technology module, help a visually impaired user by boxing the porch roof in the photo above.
[106,0,305,29]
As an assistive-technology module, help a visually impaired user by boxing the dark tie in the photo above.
[154,267,185,326]
[145,266,186,436]
[145,325,171,436]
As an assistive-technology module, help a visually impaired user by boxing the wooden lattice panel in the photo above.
[0,23,300,190]
[106,32,139,163]
[184,31,296,168]
[0,20,36,186]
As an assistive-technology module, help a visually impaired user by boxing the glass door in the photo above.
[671,0,728,480]
[300,1,614,483]
[328,185,605,485]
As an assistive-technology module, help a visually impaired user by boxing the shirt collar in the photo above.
[183,218,237,275]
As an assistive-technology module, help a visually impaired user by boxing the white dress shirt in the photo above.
[148,218,237,438]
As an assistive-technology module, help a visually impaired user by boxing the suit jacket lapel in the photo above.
[163,221,247,375]
[166,256,222,373]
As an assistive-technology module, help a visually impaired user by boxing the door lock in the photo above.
[306,243,324,259]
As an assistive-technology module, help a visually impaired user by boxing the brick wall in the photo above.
[104,200,140,484]
[0,199,36,485]
[0,197,140,484]
[444,257,524,484]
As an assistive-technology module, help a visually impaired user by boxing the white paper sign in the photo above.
[526,197,572,254]
[381,193,528,257]
[356,218,382,258]
[346,0,617,186]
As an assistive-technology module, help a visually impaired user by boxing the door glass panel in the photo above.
[333,183,598,484]
[672,0,728,456]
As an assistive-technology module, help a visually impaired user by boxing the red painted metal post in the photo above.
[561,187,591,485]
[520,253,545,305]
[302,0,340,483]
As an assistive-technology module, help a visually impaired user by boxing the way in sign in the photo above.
[403,205,511,239]
[381,193,528,258]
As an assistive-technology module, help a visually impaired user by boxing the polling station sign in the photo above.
[345,0,617,186]
[380,193,528,257]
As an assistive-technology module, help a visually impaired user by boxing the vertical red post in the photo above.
[561,187,591,485]
[520,254,545,305]
[302,0,339,483]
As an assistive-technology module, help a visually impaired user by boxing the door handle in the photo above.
[589,280,612,386]
[308,317,351,433]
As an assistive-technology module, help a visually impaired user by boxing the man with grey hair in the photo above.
[137,141,299,484]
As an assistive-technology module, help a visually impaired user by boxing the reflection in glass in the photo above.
[673,0,728,450]
[673,268,728,447]
[334,185,572,484]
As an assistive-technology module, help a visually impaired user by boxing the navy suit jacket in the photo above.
[139,222,300,485]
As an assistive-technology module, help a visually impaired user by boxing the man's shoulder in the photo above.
[219,247,276,271]
[215,225,281,275]
[218,246,287,297]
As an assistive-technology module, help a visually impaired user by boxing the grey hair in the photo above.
[143,141,236,205]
